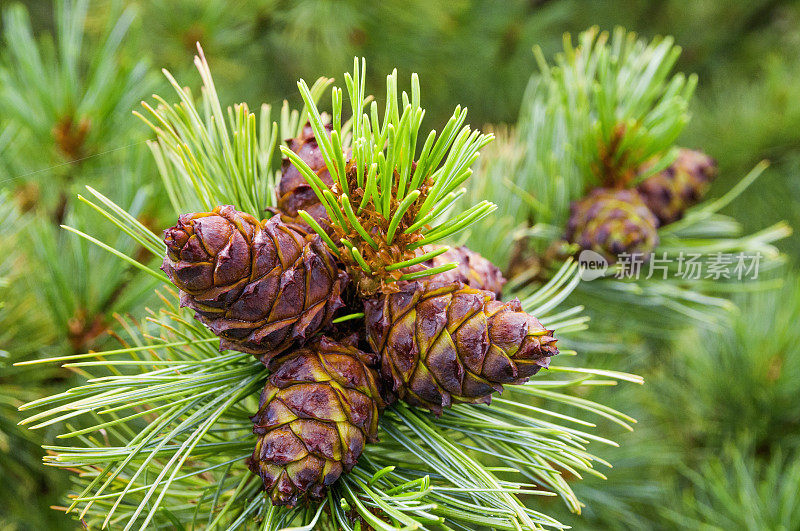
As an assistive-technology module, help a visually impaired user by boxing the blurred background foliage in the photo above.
[0,0,798,529]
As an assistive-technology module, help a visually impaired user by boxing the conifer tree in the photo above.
[3,2,798,529]
[16,49,644,530]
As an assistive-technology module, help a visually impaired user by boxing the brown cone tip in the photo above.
[161,206,348,364]
[364,280,557,414]
[248,336,386,507]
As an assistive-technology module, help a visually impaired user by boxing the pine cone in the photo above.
[566,188,659,263]
[277,122,335,226]
[162,206,347,364]
[637,148,717,225]
[364,281,557,414]
[423,245,506,296]
[249,336,386,507]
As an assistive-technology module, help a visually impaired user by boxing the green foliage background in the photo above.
[0,0,798,529]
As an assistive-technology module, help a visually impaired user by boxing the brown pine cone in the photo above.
[162,206,347,364]
[249,335,386,506]
[637,148,718,225]
[364,280,557,414]
[565,188,659,263]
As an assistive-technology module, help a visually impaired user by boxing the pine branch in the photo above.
[463,28,789,329]
[17,269,638,530]
[281,58,495,295]
[530,26,696,190]
[0,0,154,176]
[14,48,642,531]
[0,0,162,359]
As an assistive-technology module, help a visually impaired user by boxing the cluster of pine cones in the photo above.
[161,126,559,507]
[566,149,718,263]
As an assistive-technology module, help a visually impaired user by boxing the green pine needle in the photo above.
[137,44,331,218]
